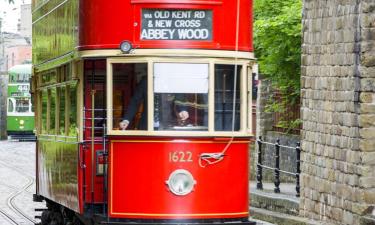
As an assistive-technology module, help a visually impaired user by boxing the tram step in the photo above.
[35,208,47,211]
[9,134,37,142]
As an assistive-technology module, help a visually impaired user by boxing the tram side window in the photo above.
[154,63,208,131]
[8,99,14,112]
[20,73,30,83]
[214,65,241,131]
[41,90,48,134]
[58,86,66,135]
[49,88,57,134]
[68,84,78,137]
[9,74,15,83]
[113,63,148,131]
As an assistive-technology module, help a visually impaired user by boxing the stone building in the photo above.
[0,3,32,139]
[301,0,375,224]
[19,4,32,42]
[4,44,32,70]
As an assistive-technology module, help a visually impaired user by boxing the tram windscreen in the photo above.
[112,63,148,131]
[15,99,30,113]
[154,63,208,131]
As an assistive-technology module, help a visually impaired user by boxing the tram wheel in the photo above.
[50,211,64,225]
[41,210,51,225]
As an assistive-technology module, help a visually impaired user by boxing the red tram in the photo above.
[32,0,255,224]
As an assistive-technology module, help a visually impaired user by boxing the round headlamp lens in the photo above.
[166,169,196,196]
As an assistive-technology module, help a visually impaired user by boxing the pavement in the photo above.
[250,182,300,203]
[0,140,275,225]
[0,140,45,225]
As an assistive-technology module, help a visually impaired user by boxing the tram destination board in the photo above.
[141,9,213,41]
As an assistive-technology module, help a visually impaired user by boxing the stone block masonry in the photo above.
[301,0,375,224]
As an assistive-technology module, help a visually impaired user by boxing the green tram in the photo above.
[7,64,35,139]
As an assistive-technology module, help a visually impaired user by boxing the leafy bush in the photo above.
[254,0,302,132]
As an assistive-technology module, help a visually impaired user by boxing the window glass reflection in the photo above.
[154,63,208,131]
[15,99,29,113]
[59,87,66,135]
[215,65,241,131]
[49,88,56,134]
[41,90,47,134]
[68,84,78,137]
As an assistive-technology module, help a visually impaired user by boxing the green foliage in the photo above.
[254,0,302,132]
[254,0,302,101]
[265,96,302,133]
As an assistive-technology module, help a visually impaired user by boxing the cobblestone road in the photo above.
[0,140,45,225]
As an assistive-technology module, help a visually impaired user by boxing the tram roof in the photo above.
[8,64,32,75]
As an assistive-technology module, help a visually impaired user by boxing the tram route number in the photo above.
[18,85,29,92]
[141,9,212,41]
[169,151,193,163]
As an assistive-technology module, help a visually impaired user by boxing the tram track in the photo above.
[7,175,38,224]
[0,208,19,225]
[0,160,39,225]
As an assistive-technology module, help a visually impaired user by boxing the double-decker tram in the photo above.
[32,0,255,224]
[7,64,35,139]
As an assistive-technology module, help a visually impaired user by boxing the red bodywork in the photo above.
[34,0,254,222]
[109,137,250,219]
[79,0,253,52]
[78,0,254,221]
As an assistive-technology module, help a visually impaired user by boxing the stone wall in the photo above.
[254,78,301,183]
[301,0,375,224]
[256,79,274,139]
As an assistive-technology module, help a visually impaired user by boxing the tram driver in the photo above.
[118,77,190,130]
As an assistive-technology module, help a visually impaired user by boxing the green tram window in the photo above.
[68,84,78,137]
[15,99,30,113]
[8,99,14,113]
[49,88,56,134]
[17,73,30,83]
[214,65,242,131]
[41,90,48,134]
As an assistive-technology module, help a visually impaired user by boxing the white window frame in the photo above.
[107,57,252,137]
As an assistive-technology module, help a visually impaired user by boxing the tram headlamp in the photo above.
[166,169,196,196]
[19,120,25,125]
[120,41,133,53]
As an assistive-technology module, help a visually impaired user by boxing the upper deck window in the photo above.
[9,73,30,83]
